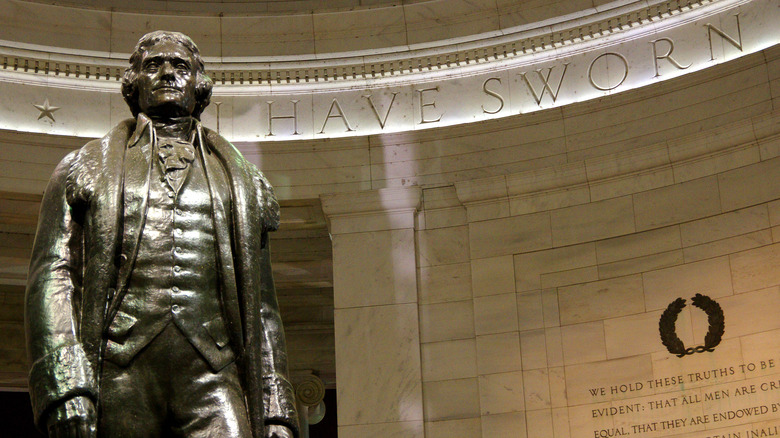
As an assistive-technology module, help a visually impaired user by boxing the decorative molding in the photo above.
[0,0,733,88]
[0,0,774,140]
[320,187,422,218]
[320,187,422,234]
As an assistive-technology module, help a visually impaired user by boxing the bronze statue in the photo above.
[25,31,299,438]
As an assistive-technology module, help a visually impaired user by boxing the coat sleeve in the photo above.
[252,168,299,436]
[25,150,97,429]
[258,239,300,436]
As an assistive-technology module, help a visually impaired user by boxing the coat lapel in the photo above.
[202,127,269,438]
[78,121,131,371]
[197,124,244,348]
[105,116,154,327]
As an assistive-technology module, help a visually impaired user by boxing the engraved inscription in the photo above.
[519,64,569,105]
[319,98,354,134]
[583,359,779,438]
[650,38,692,77]
[706,14,743,60]
[481,77,504,115]
[417,87,442,124]
[363,92,399,129]
[588,53,629,91]
[267,100,300,136]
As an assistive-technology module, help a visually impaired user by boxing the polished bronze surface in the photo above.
[25,30,298,438]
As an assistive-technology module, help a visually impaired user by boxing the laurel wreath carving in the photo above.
[659,293,724,358]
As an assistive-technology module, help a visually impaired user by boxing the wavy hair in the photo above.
[121,31,213,119]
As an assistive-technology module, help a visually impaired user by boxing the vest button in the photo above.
[172,286,180,292]
[173,266,181,273]
[172,304,180,312]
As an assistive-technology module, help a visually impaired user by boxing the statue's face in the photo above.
[136,41,198,118]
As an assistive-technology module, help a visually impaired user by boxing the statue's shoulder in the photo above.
[69,118,134,164]
[64,119,135,205]
[201,126,280,231]
[202,126,244,160]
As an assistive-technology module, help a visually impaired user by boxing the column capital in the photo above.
[320,187,422,234]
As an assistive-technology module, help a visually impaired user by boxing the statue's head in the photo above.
[122,31,213,119]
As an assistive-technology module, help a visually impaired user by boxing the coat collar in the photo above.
[126,113,207,153]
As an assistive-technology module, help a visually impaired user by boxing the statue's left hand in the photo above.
[266,424,294,438]
[45,395,97,438]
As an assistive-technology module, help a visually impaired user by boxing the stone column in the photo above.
[291,373,327,438]
[321,187,425,438]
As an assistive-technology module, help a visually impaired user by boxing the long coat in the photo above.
[25,116,299,438]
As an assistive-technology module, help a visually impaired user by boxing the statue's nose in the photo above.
[160,61,175,77]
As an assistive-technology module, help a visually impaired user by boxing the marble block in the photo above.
[481,411,527,438]
[558,275,645,325]
[418,262,472,304]
[419,300,475,344]
[339,421,424,438]
[523,368,552,410]
[334,304,423,425]
[550,196,636,247]
[425,417,481,438]
[478,371,525,415]
[473,293,519,336]
[332,229,417,308]
[471,255,515,298]
[423,378,481,422]
[560,321,607,366]
[475,332,522,375]
[642,256,734,311]
[421,338,477,382]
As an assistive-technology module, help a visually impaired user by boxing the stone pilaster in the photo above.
[321,187,425,438]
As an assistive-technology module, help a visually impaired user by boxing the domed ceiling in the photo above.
[21,0,424,14]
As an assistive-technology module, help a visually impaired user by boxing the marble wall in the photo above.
[423,129,780,437]
[0,3,778,435]
[318,46,780,437]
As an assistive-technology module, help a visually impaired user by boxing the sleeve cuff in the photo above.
[263,373,300,438]
[28,343,97,429]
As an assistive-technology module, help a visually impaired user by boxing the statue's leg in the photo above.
[166,328,250,437]
[98,335,170,437]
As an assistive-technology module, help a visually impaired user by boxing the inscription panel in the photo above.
[568,332,780,438]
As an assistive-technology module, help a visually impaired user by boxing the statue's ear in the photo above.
[193,72,213,119]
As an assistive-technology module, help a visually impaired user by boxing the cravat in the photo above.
[157,138,196,194]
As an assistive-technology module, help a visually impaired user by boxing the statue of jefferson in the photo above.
[25,30,299,438]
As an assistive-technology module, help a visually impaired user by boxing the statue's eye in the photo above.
[144,62,159,72]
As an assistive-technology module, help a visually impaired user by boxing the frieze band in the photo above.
[0,0,775,141]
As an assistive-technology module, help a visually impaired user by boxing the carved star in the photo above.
[33,99,60,122]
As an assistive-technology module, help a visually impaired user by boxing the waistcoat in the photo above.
[104,135,235,372]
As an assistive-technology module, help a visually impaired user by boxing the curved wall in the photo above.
[318,45,780,437]
[0,0,778,437]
